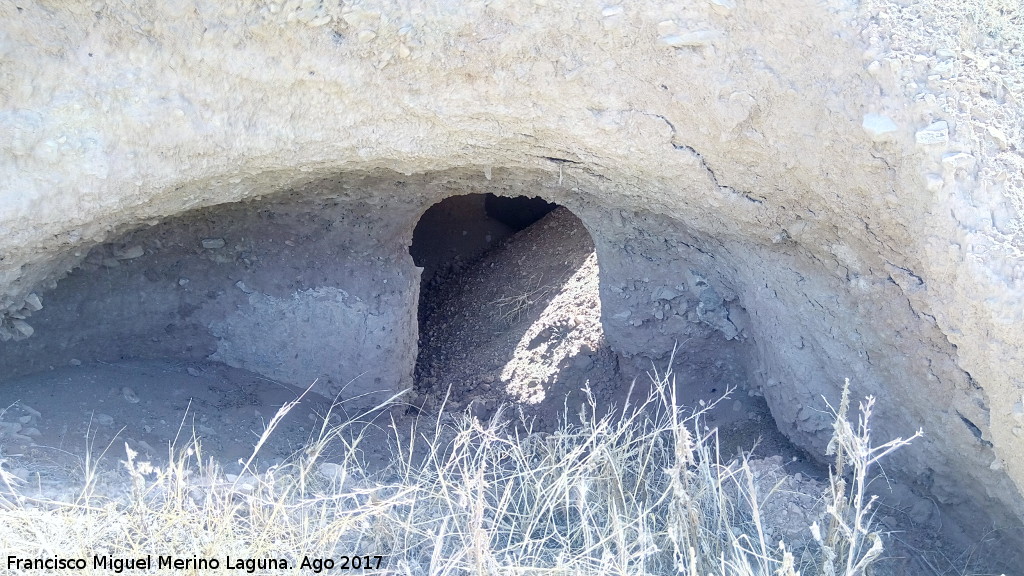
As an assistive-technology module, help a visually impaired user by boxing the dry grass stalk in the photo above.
[0,373,919,576]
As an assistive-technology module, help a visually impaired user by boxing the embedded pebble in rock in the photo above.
[709,0,736,15]
[23,294,42,312]
[660,30,722,47]
[987,126,1009,150]
[11,320,33,338]
[114,245,145,260]
[941,152,976,169]
[121,386,140,404]
[319,463,347,483]
[135,439,157,456]
[861,114,900,141]
[915,121,949,145]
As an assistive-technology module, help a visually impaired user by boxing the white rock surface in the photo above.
[862,114,900,141]
[0,0,1021,557]
[915,120,949,145]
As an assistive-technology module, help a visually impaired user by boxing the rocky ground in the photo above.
[0,360,339,501]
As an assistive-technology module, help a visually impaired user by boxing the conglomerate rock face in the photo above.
[1,0,1022,555]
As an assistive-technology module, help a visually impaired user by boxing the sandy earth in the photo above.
[1,205,1004,573]
[0,361,339,499]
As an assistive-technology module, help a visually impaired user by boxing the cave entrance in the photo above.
[409,193,612,427]
[409,193,558,287]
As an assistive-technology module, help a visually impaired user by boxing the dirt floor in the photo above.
[0,206,1007,574]
[0,360,334,500]
[412,207,798,462]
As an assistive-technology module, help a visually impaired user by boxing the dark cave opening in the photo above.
[409,193,557,287]
[408,193,602,421]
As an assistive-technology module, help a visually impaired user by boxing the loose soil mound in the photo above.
[413,207,805,462]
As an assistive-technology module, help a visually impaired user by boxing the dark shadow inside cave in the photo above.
[407,193,820,477]
[409,193,557,287]
[408,194,609,425]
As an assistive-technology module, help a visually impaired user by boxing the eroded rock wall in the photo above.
[584,203,1023,546]
[1,0,1022,555]
[0,182,424,403]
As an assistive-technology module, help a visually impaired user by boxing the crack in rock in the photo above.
[640,111,765,204]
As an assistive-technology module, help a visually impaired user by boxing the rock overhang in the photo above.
[1,0,1022,560]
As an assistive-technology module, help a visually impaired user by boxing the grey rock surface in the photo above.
[0,0,1021,557]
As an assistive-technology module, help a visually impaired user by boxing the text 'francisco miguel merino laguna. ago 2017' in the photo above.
[8,554,383,573]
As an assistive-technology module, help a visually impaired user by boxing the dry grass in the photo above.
[0,373,921,575]
[489,281,554,327]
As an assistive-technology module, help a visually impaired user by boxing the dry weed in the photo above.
[0,374,924,576]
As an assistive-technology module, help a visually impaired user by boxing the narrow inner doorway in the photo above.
[408,194,614,427]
